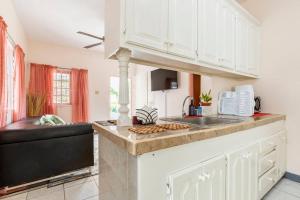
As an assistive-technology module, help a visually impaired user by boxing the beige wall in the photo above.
[0,0,28,83]
[28,41,136,122]
[135,65,240,117]
[0,0,28,52]
[240,0,300,175]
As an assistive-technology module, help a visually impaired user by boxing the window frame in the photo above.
[109,76,132,119]
[53,69,72,105]
[5,38,15,124]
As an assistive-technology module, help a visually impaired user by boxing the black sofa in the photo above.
[0,118,94,188]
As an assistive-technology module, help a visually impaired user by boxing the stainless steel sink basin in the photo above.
[160,116,246,127]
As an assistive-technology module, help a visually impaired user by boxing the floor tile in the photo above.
[85,196,99,200]
[264,188,300,200]
[27,185,63,200]
[276,178,300,197]
[0,193,27,200]
[27,190,64,200]
[64,181,99,200]
[64,177,94,189]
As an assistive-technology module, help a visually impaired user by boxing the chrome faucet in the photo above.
[182,96,193,118]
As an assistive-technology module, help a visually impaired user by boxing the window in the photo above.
[5,39,15,124]
[110,76,131,119]
[53,70,71,104]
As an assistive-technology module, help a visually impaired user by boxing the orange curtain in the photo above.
[71,69,89,122]
[0,17,7,127]
[13,45,26,121]
[29,63,57,115]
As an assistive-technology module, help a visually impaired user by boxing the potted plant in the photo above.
[200,90,213,116]
[201,89,212,106]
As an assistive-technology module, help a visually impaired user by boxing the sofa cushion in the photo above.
[0,121,94,145]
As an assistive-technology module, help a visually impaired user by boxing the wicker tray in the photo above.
[128,123,190,135]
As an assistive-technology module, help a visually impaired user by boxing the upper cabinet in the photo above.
[198,0,220,66]
[218,0,236,69]
[247,22,261,75]
[168,0,197,59]
[236,12,249,73]
[107,0,261,78]
[125,0,169,51]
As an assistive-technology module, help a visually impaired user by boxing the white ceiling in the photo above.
[13,0,105,51]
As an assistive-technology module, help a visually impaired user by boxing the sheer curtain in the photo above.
[71,69,89,122]
[0,17,7,127]
[29,63,57,115]
[13,45,26,121]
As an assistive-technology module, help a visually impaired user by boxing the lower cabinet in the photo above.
[227,143,259,200]
[168,132,286,200]
[169,156,226,200]
[277,131,287,177]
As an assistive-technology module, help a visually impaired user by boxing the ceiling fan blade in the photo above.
[84,42,102,49]
[77,31,104,40]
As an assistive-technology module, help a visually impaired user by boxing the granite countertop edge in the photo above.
[93,114,286,156]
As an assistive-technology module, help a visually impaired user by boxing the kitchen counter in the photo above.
[93,114,285,156]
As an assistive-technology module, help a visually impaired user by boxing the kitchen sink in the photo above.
[160,116,246,127]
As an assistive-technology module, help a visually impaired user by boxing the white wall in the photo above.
[135,65,241,117]
[0,0,28,52]
[239,0,300,175]
[135,65,190,117]
[0,0,29,83]
[28,41,136,122]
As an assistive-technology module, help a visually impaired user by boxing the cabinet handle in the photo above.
[268,160,275,165]
[195,50,198,57]
[166,183,171,195]
[267,177,276,183]
[203,172,211,180]
[198,175,206,181]
[242,153,252,159]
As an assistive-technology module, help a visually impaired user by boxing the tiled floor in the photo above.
[1,178,300,200]
[0,175,99,200]
[264,178,300,200]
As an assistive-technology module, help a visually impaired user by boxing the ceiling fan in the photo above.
[77,31,105,49]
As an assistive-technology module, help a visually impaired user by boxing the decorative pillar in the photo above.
[116,48,131,126]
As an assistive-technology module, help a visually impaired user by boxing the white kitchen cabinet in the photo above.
[247,22,261,75]
[125,0,168,51]
[236,13,249,73]
[218,0,236,69]
[169,156,226,200]
[108,0,261,78]
[198,0,220,66]
[168,0,197,59]
[276,131,287,178]
[227,143,259,200]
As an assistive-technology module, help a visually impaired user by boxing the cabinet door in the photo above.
[248,22,261,75]
[236,13,248,73]
[125,0,168,51]
[277,132,287,178]
[168,0,197,59]
[199,156,226,200]
[227,144,259,200]
[218,0,236,69]
[169,163,202,200]
[169,156,226,200]
[198,0,220,65]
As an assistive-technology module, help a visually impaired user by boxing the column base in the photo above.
[117,116,132,126]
